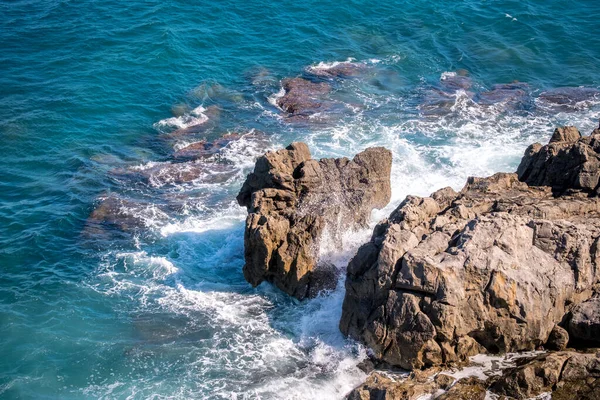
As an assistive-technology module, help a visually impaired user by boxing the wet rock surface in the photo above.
[537,87,600,111]
[237,142,392,299]
[275,77,331,116]
[341,127,600,370]
[306,62,367,78]
[84,195,165,238]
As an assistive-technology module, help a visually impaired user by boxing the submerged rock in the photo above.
[476,82,530,110]
[306,62,367,79]
[112,160,236,188]
[440,71,473,92]
[341,127,600,370]
[173,134,242,160]
[537,87,600,111]
[84,195,166,238]
[237,142,392,299]
[167,105,221,137]
[275,77,331,116]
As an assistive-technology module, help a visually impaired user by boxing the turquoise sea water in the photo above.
[1,1,600,398]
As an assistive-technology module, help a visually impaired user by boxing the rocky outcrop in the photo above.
[237,142,392,299]
[346,368,452,400]
[341,127,600,370]
[276,77,331,116]
[569,296,600,345]
[516,126,600,194]
[491,350,600,399]
[348,350,600,400]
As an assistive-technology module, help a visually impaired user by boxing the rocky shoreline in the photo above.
[238,125,600,399]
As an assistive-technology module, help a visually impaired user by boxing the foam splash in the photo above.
[154,105,209,131]
[306,57,357,73]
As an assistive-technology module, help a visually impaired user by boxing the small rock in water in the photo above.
[276,77,331,116]
[537,87,600,111]
[440,71,473,91]
[476,82,530,110]
[173,134,240,160]
[306,62,367,78]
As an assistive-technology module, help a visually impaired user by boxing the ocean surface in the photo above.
[1,0,600,398]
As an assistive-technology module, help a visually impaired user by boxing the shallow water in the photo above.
[1,0,600,398]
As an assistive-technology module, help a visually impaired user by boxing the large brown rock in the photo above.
[238,143,392,299]
[341,128,600,370]
[517,126,600,194]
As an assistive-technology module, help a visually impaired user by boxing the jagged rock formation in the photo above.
[347,350,600,400]
[491,350,600,399]
[238,142,392,299]
[341,127,600,370]
[346,368,455,400]
[517,125,600,194]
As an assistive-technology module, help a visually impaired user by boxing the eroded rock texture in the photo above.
[341,127,600,370]
[238,142,392,299]
[491,350,600,400]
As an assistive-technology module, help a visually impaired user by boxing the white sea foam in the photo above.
[306,57,357,73]
[440,71,457,80]
[267,87,285,108]
[154,105,209,131]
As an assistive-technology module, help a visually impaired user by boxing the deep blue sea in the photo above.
[1,1,600,398]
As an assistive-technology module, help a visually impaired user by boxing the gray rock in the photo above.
[238,143,392,299]
[569,297,600,345]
